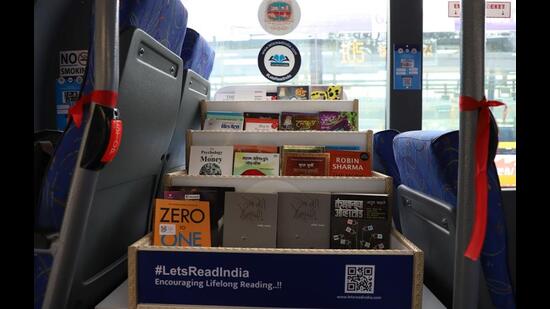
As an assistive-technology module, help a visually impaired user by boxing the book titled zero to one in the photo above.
[153,199,211,247]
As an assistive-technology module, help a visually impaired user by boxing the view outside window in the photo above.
[182,0,388,131]
[423,0,516,187]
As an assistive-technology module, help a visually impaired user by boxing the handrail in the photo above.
[453,0,484,308]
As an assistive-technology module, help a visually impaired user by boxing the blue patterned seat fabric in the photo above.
[372,129,402,230]
[393,130,459,207]
[180,28,215,79]
[34,252,53,309]
[35,1,189,308]
[393,130,515,309]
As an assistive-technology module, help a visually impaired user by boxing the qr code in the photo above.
[345,265,375,294]
[159,224,176,236]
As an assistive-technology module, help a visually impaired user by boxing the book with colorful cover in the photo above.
[243,112,279,131]
[204,111,244,130]
[233,152,280,176]
[277,85,309,100]
[280,112,320,131]
[163,186,235,247]
[282,152,330,176]
[153,199,211,247]
[206,111,244,119]
[234,144,279,153]
[281,145,325,154]
[327,150,372,176]
[319,111,358,131]
[325,145,361,151]
[310,85,343,100]
[330,193,390,249]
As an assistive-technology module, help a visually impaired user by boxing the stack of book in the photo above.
[153,190,390,250]
[187,144,372,177]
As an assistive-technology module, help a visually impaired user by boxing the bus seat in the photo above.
[36,0,188,236]
[180,28,216,79]
[393,130,515,309]
[372,129,402,231]
[81,0,190,95]
[34,1,189,308]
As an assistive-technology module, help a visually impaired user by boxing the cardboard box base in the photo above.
[129,230,423,309]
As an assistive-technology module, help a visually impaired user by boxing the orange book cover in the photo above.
[153,199,211,247]
[327,150,372,176]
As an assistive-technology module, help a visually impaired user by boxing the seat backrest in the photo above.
[393,130,459,207]
[180,28,216,79]
[393,130,515,309]
[372,129,402,230]
[35,2,190,308]
[81,0,189,95]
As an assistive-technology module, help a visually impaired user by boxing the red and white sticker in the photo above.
[258,0,301,36]
[448,1,511,18]
[100,119,123,163]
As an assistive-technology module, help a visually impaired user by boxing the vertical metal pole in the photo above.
[453,0,484,308]
[93,0,119,92]
[41,1,119,308]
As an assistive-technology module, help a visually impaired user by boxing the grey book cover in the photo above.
[223,192,278,248]
[277,192,331,249]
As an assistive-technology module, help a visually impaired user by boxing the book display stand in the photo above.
[128,99,424,309]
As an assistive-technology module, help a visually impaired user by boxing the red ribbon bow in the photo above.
[459,96,505,261]
[68,90,119,128]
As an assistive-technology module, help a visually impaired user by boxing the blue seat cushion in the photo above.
[83,0,189,95]
[373,129,402,230]
[373,129,401,184]
[34,251,53,309]
[483,162,515,308]
[180,28,215,79]
[393,130,459,207]
[120,0,189,57]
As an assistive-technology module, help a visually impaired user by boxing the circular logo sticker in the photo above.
[258,0,301,36]
[258,39,301,83]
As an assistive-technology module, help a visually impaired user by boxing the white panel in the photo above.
[189,130,370,151]
[205,100,357,114]
[169,174,388,194]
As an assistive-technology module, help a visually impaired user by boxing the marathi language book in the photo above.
[330,193,390,249]
[223,192,278,248]
[277,192,331,248]
[233,152,280,176]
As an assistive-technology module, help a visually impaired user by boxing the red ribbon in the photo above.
[459,96,504,260]
[68,90,119,128]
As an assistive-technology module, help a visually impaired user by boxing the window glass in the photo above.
[183,0,389,131]
[423,0,516,187]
